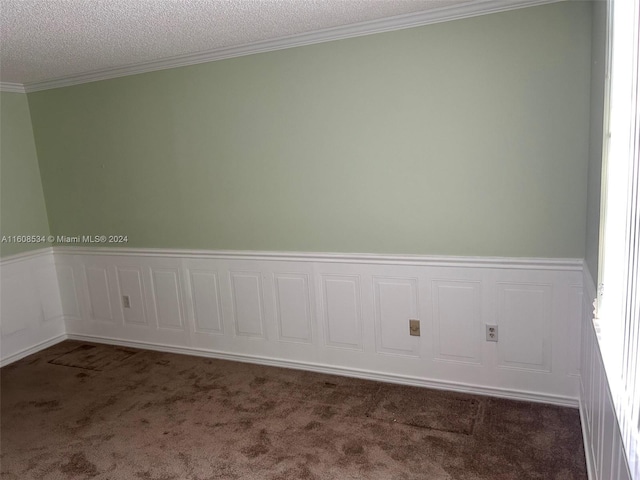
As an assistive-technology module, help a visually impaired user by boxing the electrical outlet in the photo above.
[409,319,420,336]
[486,324,498,342]
[122,295,131,309]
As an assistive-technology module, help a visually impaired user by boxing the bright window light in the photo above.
[598,0,640,477]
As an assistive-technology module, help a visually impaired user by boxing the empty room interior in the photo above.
[1,0,638,479]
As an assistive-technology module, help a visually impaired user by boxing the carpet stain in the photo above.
[304,420,322,431]
[250,376,267,387]
[271,463,318,480]
[342,440,365,455]
[32,400,60,409]
[242,443,270,458]
[59,452,99,477]
[313,405,337,419]
[134,472,178,480]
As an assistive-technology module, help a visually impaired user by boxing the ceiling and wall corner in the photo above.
[0,0,563,92]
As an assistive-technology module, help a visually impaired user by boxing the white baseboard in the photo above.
[0,323,579,407]
[579,381,597,480]
[66,332,578,407]
[0,333,67,367]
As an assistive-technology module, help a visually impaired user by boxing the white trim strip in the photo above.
[16,0,562,93]
[0,247,54,265]
[0,333,66,367]
[53,246,583,271]
[579,386,598,480]
[66,333,578,407]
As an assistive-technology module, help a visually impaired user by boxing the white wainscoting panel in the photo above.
[190,270,224,335]
[0,249,66,365]
[373,276,419,357]
[320,275,363,351]
[35,261,64,324]
[151,268,184,331]
[85,265,113,322]
[49,247,584,406]
[432,280,482,365]
[274,273,312,344]
[229,271,266,339]
[56,263,80,320]
[579,266,634,480]
[497,282,552,372]
[1,266,39,338]
[116,266,147,326]
[567,285,583,378]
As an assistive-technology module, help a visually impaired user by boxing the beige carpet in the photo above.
[0,340,587,479]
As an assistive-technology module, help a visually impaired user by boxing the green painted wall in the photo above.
[0,92,50,257]
[28,2,592,257]
[585,0,607,279]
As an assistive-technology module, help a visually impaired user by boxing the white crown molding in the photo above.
[66,333,578,407]
[53,245,583,271]
[15,0,563,93]
[0,82,27,93]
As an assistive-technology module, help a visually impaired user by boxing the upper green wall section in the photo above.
[0,92,50,257]
[27,2,592,257]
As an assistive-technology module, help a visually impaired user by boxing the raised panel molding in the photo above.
[274,273,312,344]
[587,327,599,441]
[35,263,64,322]
[320,275,363,350]
[85,266,113,322]
[497,282,552,372]
[56,264,80,320]
[373,276,419,357]
[0,271,38,337]
[432,280,481,365]
[116,267,147,325]
[567,285,583,377]
[189,270,224,334]
[229,271,265,339]
[151,268,184,330]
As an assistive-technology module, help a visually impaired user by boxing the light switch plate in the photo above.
[409,319,420,336]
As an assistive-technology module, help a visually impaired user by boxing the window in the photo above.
[597,0,640,477]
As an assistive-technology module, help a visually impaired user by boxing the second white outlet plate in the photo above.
[486,324,498,342]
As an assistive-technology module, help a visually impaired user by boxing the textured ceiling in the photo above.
[0,0,477,85]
